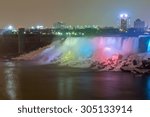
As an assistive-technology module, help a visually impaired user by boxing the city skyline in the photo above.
[0,0,150,28]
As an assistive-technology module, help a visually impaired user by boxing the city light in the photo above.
[31,26,35,29]
[120,13,128,18]
[7,25,14,30]
[36,25,44,29]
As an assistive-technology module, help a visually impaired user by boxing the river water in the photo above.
[0,61,150,100]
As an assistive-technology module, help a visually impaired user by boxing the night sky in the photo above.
[0,0,149,28]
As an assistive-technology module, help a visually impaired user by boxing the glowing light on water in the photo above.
[4,62,17,99]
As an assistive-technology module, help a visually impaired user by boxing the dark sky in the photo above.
[0,0,149,28]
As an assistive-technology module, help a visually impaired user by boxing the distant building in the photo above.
[120,13,129,32]
[134,19,145,32]
[52,22,66,29]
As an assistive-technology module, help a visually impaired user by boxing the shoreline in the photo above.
[1,58,150,75]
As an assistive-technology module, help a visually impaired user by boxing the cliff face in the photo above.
[0,34,54,58]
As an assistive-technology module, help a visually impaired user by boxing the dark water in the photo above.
[0,61,150,100]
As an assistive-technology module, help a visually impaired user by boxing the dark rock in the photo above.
[133,60,137,65]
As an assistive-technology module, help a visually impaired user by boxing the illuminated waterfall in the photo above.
[15,36,150,64]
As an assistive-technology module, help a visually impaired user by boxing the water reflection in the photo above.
[58,77,73,99]
[3,62,18,99]
[0,63,150,100]
[57,72,93,99]
[146,77,150,99]
[99,73,136,99]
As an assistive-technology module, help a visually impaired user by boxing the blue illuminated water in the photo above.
[147,40,150,52]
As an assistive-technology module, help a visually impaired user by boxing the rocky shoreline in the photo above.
[90,54,150,74]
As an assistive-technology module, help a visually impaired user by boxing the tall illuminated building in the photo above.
[120,13,129,32]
